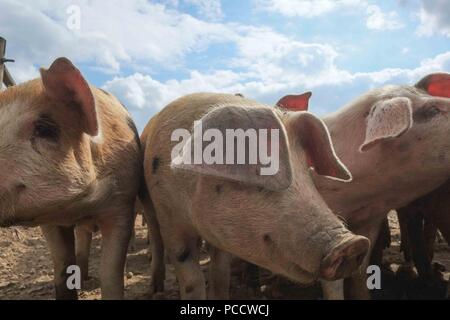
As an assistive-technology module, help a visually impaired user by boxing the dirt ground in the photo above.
[0,212,449,300]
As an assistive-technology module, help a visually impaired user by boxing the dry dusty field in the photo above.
[0,212,449,300]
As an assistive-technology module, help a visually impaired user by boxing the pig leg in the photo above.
[370,217,390,268]
[397,208,418,279]
[407,211,433,278]
[405,213,437,280]
[75,226,92,282]
[245,262,261,297]
[321,279,344,300]
[41,225,78,300]
[423,218,437,273]
[148,219,165,294]
[398,209,413,264]
[140,197,165,293]
[97,209,133,300]
[207,246,231,299]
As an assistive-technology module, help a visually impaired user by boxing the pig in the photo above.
[139,92,370,299]
[275,72,450,299]
[0,57,141,299]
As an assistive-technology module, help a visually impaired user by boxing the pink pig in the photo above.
[0,58,141,299]
[277,73,450,299]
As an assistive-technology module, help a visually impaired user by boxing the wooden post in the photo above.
[4,67,15,86]
[0,37,5,89]
[0,37,15,88]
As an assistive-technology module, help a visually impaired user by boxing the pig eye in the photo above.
[413,105,441,123]
[33,117,60,142]
[426,105,441,116]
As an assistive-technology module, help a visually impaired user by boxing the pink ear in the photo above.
[360,97,413,152]
[416,73,450,98]
[276,92,312,111]
[40,57,98,136]
[289,112,352,182]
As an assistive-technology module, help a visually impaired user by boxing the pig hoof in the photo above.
[149,279,164,294]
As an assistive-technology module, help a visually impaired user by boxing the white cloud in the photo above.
[104,46,450,130]
[104,69,241,111]
[256,0,366,18]
[416,0,450,37]
[229,26,340,83]
[0,0,230,81]
[184,0,223,20]
[0,0,346,93]
[257,0,404,31]
[164,0,223,20]
[366,5,404,30]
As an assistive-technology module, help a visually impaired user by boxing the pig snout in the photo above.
[320,235,369,281]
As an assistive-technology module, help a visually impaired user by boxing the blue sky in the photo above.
[1,0,449,131]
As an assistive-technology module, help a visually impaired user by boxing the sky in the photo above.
[1,0,449,131]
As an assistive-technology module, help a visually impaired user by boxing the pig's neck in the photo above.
[316,105,398,226]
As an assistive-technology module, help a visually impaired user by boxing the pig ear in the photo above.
[276,92,312,111]
[360,97,413,152]
[40,57,98,136]
[171,106,293,191]
[288,112,352,182]
[416,73,450,98]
